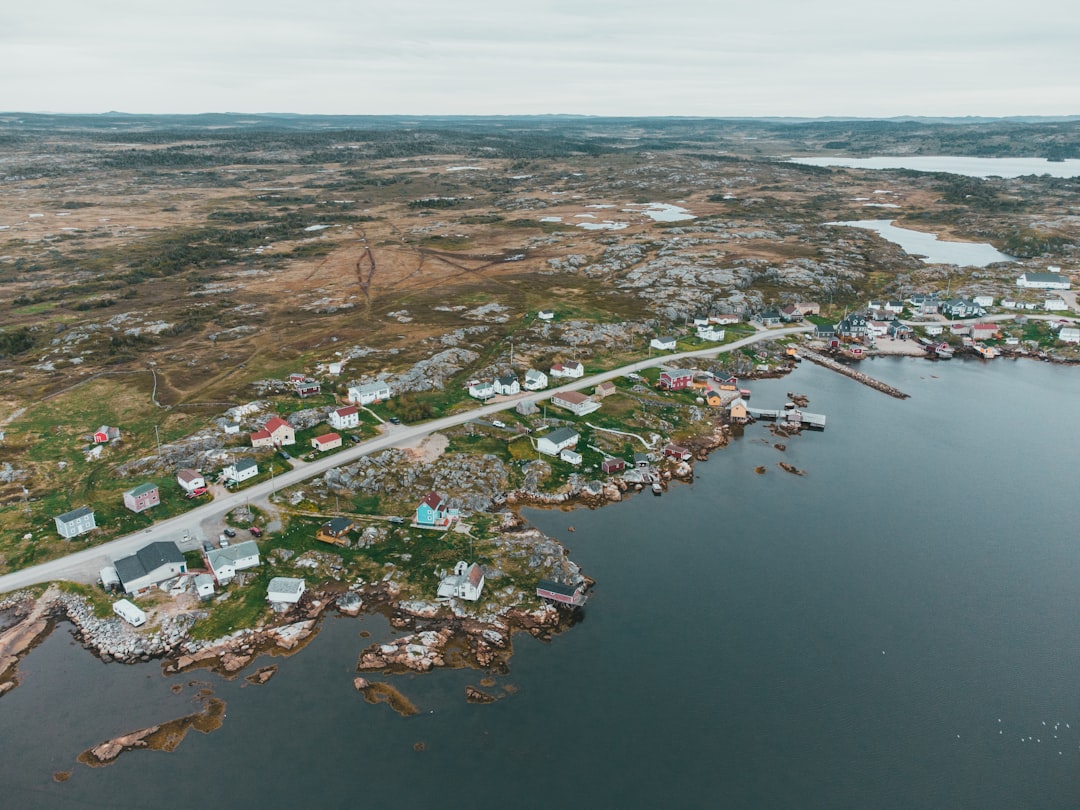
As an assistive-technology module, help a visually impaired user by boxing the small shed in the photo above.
[100,565,121,590]
[601,458,625,474]
[194,574,216,600]
[536,579,586,607]
[267,577,306,605]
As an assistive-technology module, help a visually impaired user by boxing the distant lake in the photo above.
[790,156,1080,179]
[827,219,1015,267]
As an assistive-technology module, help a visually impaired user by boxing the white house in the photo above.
[523,369,548,391]
[113,599,147,627]
[493,375,520,396]
[348,381,393,405]
[328,405,360,430]
[468,381,495,400]
[206,540,260,585]
[1058,327,1080,344]
[223,458,258,484]
[650,336,677,351]
[924,324,944,336]
[537,427,579,457]
[436,561,485,601]
[537,310,555,321]
[327,361,344,376]
[312,432,343,451]
[113,541,187,596]
[176,469,205,493]
[1044,298,1068,311]
[267,577,306,605]
[193,574,216,600]
[696,324,726,341]
[973,295,995,308]
[1017,271,1070,290]
[549,361,584,379]
[550,391,601,416]
[55,506,96,539]
[559,448,583,465]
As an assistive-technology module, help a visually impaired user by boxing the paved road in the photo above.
[0,325,811,594]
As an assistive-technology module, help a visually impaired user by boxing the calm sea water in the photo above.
[3,358,1080,809]
[789,155,1080,179]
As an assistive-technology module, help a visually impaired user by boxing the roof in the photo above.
[314,432,341,444]
[268,577,305,596]
[58,505,94,522]
[655,336,676,343]
[356,381,390,393]
[194,574,215,588]
[125,483,158,497]
[177,468,202,483]
[233,458,258,472]
[662,368,694,378]
[114,541,184,585]
[207,541,259,570]
[265,416,290,433]
[467,563,484,587]
[420,491,445,510]
[554,391,589,405]
[1022,272,1067,282]
[250,428,271,441]
[497,375,517,385]
[321,516,355,534]
[334,405,358,417]
[537,579,579,597]
[544,427,579,445]
[525,369,546,380]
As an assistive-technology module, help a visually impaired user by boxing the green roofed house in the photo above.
[123,483,161,513]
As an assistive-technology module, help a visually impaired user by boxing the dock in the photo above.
[747,407,827,430]
[800,348,910,399]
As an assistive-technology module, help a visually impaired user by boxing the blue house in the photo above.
[416,491,450,527]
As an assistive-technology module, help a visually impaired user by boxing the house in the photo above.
[516,399,539,416]
[795,302,821,316]
[601,458,626,474]
[536,579,587,606]
[177,469,205,494]
[696,323,726,341]
[416,492,450,527]
[550,390,601,416]
[205,540,260,586]
[650,336,677,351]
[328,405,360,430]
[264,416,295,446]
[1000,298,1018,309]
[537,427,579,457]
[311,432,342,452]
[835,313,870,339]
[193,574,216,600]
[223,423,240,435]
[327,361,344,376]
[950,323,971,336]
[267,577,306,606]
[659,368,694,390]
[537,309,555,321]
[868,300,904,315]
[728,397,749,423]
[113,599,147,627]
[559,448,583,465]
[1017,271,1070,290]
[92,425,121,444]
[868,320,890,339]
[468,381,495,400]
[493,375,520,396]
[710,313,741,325]
[713,374,738,391]
[594,381,617,398]
[634,452,651,468]
[55,506,96,539]
[123,483,160,514]
[664,444,692,461]
[973,295,995,308]
[437,561,485,601]
[348,380,393,405]
[923,323,944,336]
[288,373,307,383]
[1044,297,1068,311]
[940,298,986,319]
[971,323,999,341]
[704,390,724,408]
[317,516,355,545]
[779,304,802,322]
[889,320,914,339]
[523,369,548,391]
[549,361,584,379]
[757,310,782,327]
[113,541,187,596]
[294,378,321,398]
[1058,327,1080,344]
[250,428,274,448]
[222,458,258,484]
[814,323,836,340]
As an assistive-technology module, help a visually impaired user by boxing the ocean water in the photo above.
[789,155,1080,179]
[3,358,1080,808]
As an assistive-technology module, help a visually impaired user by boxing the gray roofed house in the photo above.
[55,505,96,539]
[537,427,580,457]
[113,541,187,596]
[267,576,306,606]
[205,540,261,585]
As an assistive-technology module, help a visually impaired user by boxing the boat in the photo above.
[651,481,663,495]
[935,343,954,359]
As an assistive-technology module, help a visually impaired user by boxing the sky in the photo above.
[2,0,1078,117]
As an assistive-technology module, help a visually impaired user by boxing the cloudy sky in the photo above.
[3,0,1077,117]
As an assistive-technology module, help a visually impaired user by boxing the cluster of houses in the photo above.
[468,368,552,401]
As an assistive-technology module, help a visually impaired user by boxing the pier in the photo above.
[799,349,910,399]
[747,407,827,430]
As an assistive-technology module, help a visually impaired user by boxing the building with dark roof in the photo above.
[113,541,187,596]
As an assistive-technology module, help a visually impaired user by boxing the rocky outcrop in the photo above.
[357,628,454,672]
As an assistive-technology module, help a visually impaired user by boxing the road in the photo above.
[0,325,811,594]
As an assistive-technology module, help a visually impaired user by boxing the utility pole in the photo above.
[154,424,161,458]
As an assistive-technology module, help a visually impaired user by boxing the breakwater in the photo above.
[799,349,910,398]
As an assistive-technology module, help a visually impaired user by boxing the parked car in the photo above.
[278,451,291,460]
[248,526,262,537]
[388,417,401,425]
[492,420,506,428]
[388,516,406,525]
[202,541,214,553]
[223,527,237,538]
[349,434,361,444]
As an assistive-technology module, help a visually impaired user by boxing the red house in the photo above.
[536,579,587,607]
[664,444,692,461]
[295,379,321,398]
[659,369,694,390]
[601,458,626,474]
